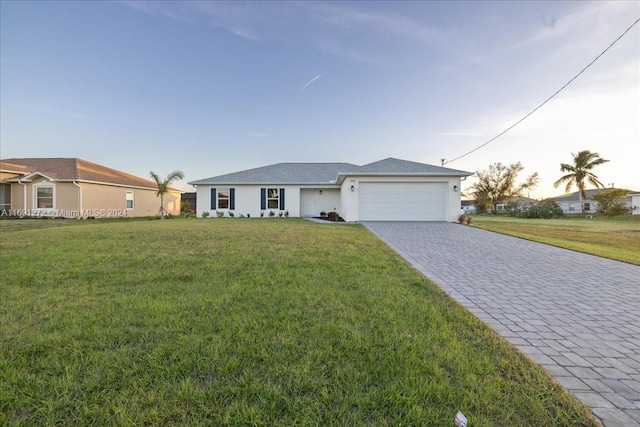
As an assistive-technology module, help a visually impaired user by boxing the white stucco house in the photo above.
[631,193,640,215]
[548,188,635,215]
[189,158,472,222]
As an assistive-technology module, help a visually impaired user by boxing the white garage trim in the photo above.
[359,182,447,221]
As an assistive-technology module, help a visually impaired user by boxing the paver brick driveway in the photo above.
[363,222,640,427]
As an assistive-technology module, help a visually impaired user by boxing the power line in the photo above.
[443,17,640,166]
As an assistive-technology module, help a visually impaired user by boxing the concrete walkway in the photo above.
[363,222,640,427]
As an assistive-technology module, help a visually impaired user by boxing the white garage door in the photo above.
[359,182,447,221]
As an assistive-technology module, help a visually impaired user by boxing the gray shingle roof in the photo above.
[350,157,471,175]
[548,188,617,202]
[189,163,360,185]
[188,157,472,185]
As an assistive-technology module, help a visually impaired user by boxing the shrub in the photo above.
[260,211,265,218]
[516,200,564,219]
[247,213,251,218]
[327,211,340,222]
[269,210,275,217]
[278,211,283,218]
[216,211,224,218]
[457,214,472,225]
[593,189,632,217]
[284,210,289,218]
[201,211,210,218]
[229,211,235,218]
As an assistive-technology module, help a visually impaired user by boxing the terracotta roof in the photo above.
[0,158,161,190]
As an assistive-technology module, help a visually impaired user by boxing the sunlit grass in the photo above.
[1,218,598,425]
[471,215,640,265]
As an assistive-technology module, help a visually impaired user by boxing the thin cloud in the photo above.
[437,131,481,137]
[119,1,443,62]
[247,132,269,137]
[301,72,327,90]
[297,2,441,42]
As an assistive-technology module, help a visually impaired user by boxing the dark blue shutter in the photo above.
[230,188,235,210]
[260,188,266,210]
[210,188,217,210]
[279,188,285,210]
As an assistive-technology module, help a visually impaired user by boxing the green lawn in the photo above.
[471,215,640,265]
[1,218,598,426]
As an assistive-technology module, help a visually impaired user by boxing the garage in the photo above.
[358,182,447,221]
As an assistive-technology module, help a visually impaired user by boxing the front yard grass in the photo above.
[471,215,640,265]
[1,218,598,426]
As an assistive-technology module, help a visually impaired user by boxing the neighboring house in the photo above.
[495,196,537,213]
[630,193,640,215]
[0,158,182,218]
[548,188,632,214]
[460,200,476,214]
[189,158,472,222]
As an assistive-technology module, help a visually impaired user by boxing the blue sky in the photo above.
[1,1,638,197]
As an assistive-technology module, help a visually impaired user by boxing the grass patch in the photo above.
[1,218,598,425]
[471,215,640,265]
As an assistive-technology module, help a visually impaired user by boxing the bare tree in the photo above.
[471,162,539,214]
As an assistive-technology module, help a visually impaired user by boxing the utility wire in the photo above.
[443,17,640,166]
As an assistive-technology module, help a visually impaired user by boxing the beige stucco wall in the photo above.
[3,179,181,218]
[79,182,180,217]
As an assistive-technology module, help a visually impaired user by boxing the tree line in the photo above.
[470,150,632,217]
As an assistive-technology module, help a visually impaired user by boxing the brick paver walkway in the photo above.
[363,222,640,427]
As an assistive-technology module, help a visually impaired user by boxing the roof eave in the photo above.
[189,181,339,186]
[335,171,474,184]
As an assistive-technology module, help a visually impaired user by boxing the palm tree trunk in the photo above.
[579,191,584,217]
[160,194,165,219]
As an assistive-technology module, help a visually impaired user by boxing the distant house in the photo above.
[495,196,537,214]
[0,158,182,218]
[460,200,476,214]
[548,188,633,215]
[464,196,536,214]
[189,158,472,222]
[631,193,640,215]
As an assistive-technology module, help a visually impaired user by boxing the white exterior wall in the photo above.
[300,188,341,217]
[196,185,303,218]
[557,201,599,215]
[631,194,640,215]
[340,175,462,222]
[195,176,464,221]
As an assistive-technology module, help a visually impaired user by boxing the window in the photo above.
[218,188,229,209]
[583,202,591,212]
[211,188,235,210]
[0,184,11,211]
[126,191,134,210]
[261,188,284,211]
[35,185,54,209]
[267,188,279,209]
[569,203,575,211]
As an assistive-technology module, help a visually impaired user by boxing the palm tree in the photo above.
[553,150,609,215]
[150,170,185,219]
